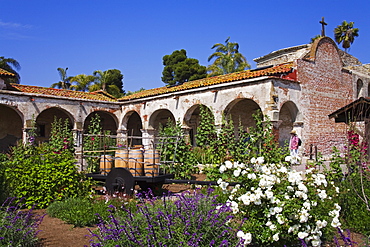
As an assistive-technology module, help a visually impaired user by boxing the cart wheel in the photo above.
[105,168,134,195]
[137,181,164,196]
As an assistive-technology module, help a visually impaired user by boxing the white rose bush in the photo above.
[213,158,341,246]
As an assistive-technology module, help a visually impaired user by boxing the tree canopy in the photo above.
[90,69,124,98]
[0,56,21,84]
[51,68,72,90]
[207,37,250,77]
[334,21,359,52]
[162,49,207,86]
[50,68,124,98]
[69,74,95,92]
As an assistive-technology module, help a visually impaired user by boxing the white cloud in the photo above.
[0,20,32,29]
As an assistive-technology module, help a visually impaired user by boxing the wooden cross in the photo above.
[319,17,327,37]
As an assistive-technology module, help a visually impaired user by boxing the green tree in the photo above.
[207,37,250,77]
[0,56,21,84]
[51,67,72,90]
[70,74,95,92]
[334,20,359,52]
[90,69,124,98]
[161,49,207,86]
[125,87,146,96]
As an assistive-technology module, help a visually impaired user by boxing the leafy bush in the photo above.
[158,119,197,179]
[1,118,94,209]
[3,144,94,209]
[47,197,113,227]
[337,174,370,236]
[90,189,244,246]
[0,197,44,246]
[327,127,370,235]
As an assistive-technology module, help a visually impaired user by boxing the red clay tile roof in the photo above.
[9,84,117,102]
[119,63,294,101]
[0,68,15,77]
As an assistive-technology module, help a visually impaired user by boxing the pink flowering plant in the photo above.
[214,158,341,246]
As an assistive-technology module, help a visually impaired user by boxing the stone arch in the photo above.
[184,104,214,146]
[84,111,118,135]
[224,98,262,133]
[123,111,143,146]
[0,104,23,153]
[357,79,363,98]
[278,101,299,147]
[149,109,175,136]
[35,107,74,143]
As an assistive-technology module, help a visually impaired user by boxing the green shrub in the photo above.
[338,176,370,235]
[3,144,94,209]
[47,197,113,227]
[2,118,94,209]
[158,119,197,179]
[327,127,370,236]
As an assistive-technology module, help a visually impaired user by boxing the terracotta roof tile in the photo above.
[0,68,15,77]
[119,63,294,101]
[10,84,117,102]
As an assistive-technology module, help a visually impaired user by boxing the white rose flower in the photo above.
[316,220,327,229]
[311,239,322,246]
[220,181,229,190]
[219,165,226,173]
[256,156,264,164]
[234,168,241,177]
[247,173,257,180]
[288,224,300,233]
[273,233,279,241]
[317,189,327,200]
[265,190,274,199]
[298,183,308,193]
[251,157,257,164]
[274,206,282,214]
[277,214,285,224]
[269,224,277,231]
[225,160,233,169]
[237,231,252,245]
[331,217,341,227]
[298,231,309,239]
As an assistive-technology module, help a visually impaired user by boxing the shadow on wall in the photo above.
[0,134,19,153]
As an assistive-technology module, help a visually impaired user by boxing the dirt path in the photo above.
[35,209,93,247]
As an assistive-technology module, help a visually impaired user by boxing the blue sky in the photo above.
[1,1,369,93]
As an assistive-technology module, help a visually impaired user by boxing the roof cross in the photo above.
[319,17,327,37]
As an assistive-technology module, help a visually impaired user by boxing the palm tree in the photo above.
[91,70,109,91]
[51,67,72,89]
[0,56,21,83]
[70,74,95,92]
[207,37,250,77]
[334,21,359,52]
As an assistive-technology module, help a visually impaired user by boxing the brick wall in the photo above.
[297,38,353,156]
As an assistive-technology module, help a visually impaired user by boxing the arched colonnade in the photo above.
[0,97,302,153]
